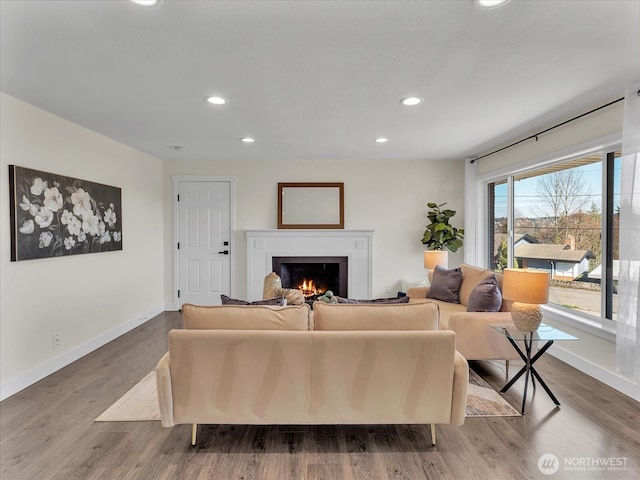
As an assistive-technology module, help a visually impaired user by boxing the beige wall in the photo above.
[163,158,466,306]
[0,93,165,399]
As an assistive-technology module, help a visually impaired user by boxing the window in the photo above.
[487,148,620,324]
[489,180,508,271]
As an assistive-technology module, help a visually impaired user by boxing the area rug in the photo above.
[466,369,521,417]
[95,371,160,422]
[95,369,520,422]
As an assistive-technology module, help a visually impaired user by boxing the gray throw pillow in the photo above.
[220,294,249,305]
[336,296,360,304]
[251,297,287,306]
[467,275,503,312]
[359,296,411,304]
[426,265,463,304]
[335,296,410,304]
[221,294,285,306]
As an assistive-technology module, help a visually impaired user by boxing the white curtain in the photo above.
[617,84,640,385]
[464,159,478,266]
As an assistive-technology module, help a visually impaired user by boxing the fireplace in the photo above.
[272,256,348,301]
[245,230,373,302]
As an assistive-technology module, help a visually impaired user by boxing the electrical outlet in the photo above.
[53,333,61,348]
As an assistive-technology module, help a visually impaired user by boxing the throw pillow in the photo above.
[252,297,287,306]
[335,296,410,304]
[336,296,360,304]
[426,265,463,304]
[359,296,410,304]
[220,294,249,305]
[220,294,285,306]
[466,275,503,312]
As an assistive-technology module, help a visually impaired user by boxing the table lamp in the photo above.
[502,268,550,332]
[424,250,448,283]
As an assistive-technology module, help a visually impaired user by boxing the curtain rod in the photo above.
[470,96,625,164]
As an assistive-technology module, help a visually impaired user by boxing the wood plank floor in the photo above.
[1,311,638,480]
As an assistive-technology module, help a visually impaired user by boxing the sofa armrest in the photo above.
[445,311,521,361]
[450,351,468,425]
[406,286,430,302]
[155,352,175,427]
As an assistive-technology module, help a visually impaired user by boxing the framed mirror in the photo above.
[278,182,344,229]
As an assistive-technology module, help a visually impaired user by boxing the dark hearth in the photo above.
[272,256,348,301]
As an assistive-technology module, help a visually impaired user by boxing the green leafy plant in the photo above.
[494,237,518,271]
[421,202,464,252]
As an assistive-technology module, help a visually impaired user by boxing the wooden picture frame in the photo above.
[9,165,123,261]
[278,182,344,229]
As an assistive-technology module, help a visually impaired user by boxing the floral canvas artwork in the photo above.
[9,165,122,261]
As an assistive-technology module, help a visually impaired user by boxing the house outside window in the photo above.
[488,148,620,326]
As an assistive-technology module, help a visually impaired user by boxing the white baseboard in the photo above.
[165,303,179,311]
[0,305,164,401]
[548,344,640,402]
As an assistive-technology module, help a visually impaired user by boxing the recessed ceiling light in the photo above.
[130,0,161,6]
[374,137,388,143]
[206,96,227,105]
[475,0,510,9]
[240,137,255,143]
[400,97,423,106]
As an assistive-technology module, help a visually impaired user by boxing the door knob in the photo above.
[218,250,229,255]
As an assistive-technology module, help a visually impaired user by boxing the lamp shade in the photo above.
[502,268,550,304]
[424,250,448,269]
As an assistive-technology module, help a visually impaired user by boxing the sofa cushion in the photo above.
[312,301,439,331]
[426,266,463,304]
[182,303,311,330]
[220,294,286,306]
[466,274,502,312]
[425,299,467,325]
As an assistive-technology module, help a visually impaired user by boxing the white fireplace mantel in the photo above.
[246,230,374,301]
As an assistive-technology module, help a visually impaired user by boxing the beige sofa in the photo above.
[407,263,520,361]
[155,301,468,446]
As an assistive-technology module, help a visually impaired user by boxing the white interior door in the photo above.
[177,181,231,307]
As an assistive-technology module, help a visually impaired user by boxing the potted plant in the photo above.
[421,202,464,252]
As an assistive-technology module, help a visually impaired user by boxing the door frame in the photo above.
[172,175,237,310]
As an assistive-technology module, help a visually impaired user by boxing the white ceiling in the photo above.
[1,0,638,163]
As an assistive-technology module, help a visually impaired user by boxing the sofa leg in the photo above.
[505,360,510,376]
[430,424,436,446]
[191,423,197,446]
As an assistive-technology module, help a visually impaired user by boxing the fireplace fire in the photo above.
[298,278,323,297]
[272,256,348,302]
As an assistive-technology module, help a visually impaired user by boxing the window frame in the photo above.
[475,137,621,341]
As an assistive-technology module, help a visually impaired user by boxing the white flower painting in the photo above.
[10,165,122,261]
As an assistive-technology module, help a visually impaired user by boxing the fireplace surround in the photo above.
[246,230,373,301]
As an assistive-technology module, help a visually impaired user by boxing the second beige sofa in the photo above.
[407,263,520,361]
